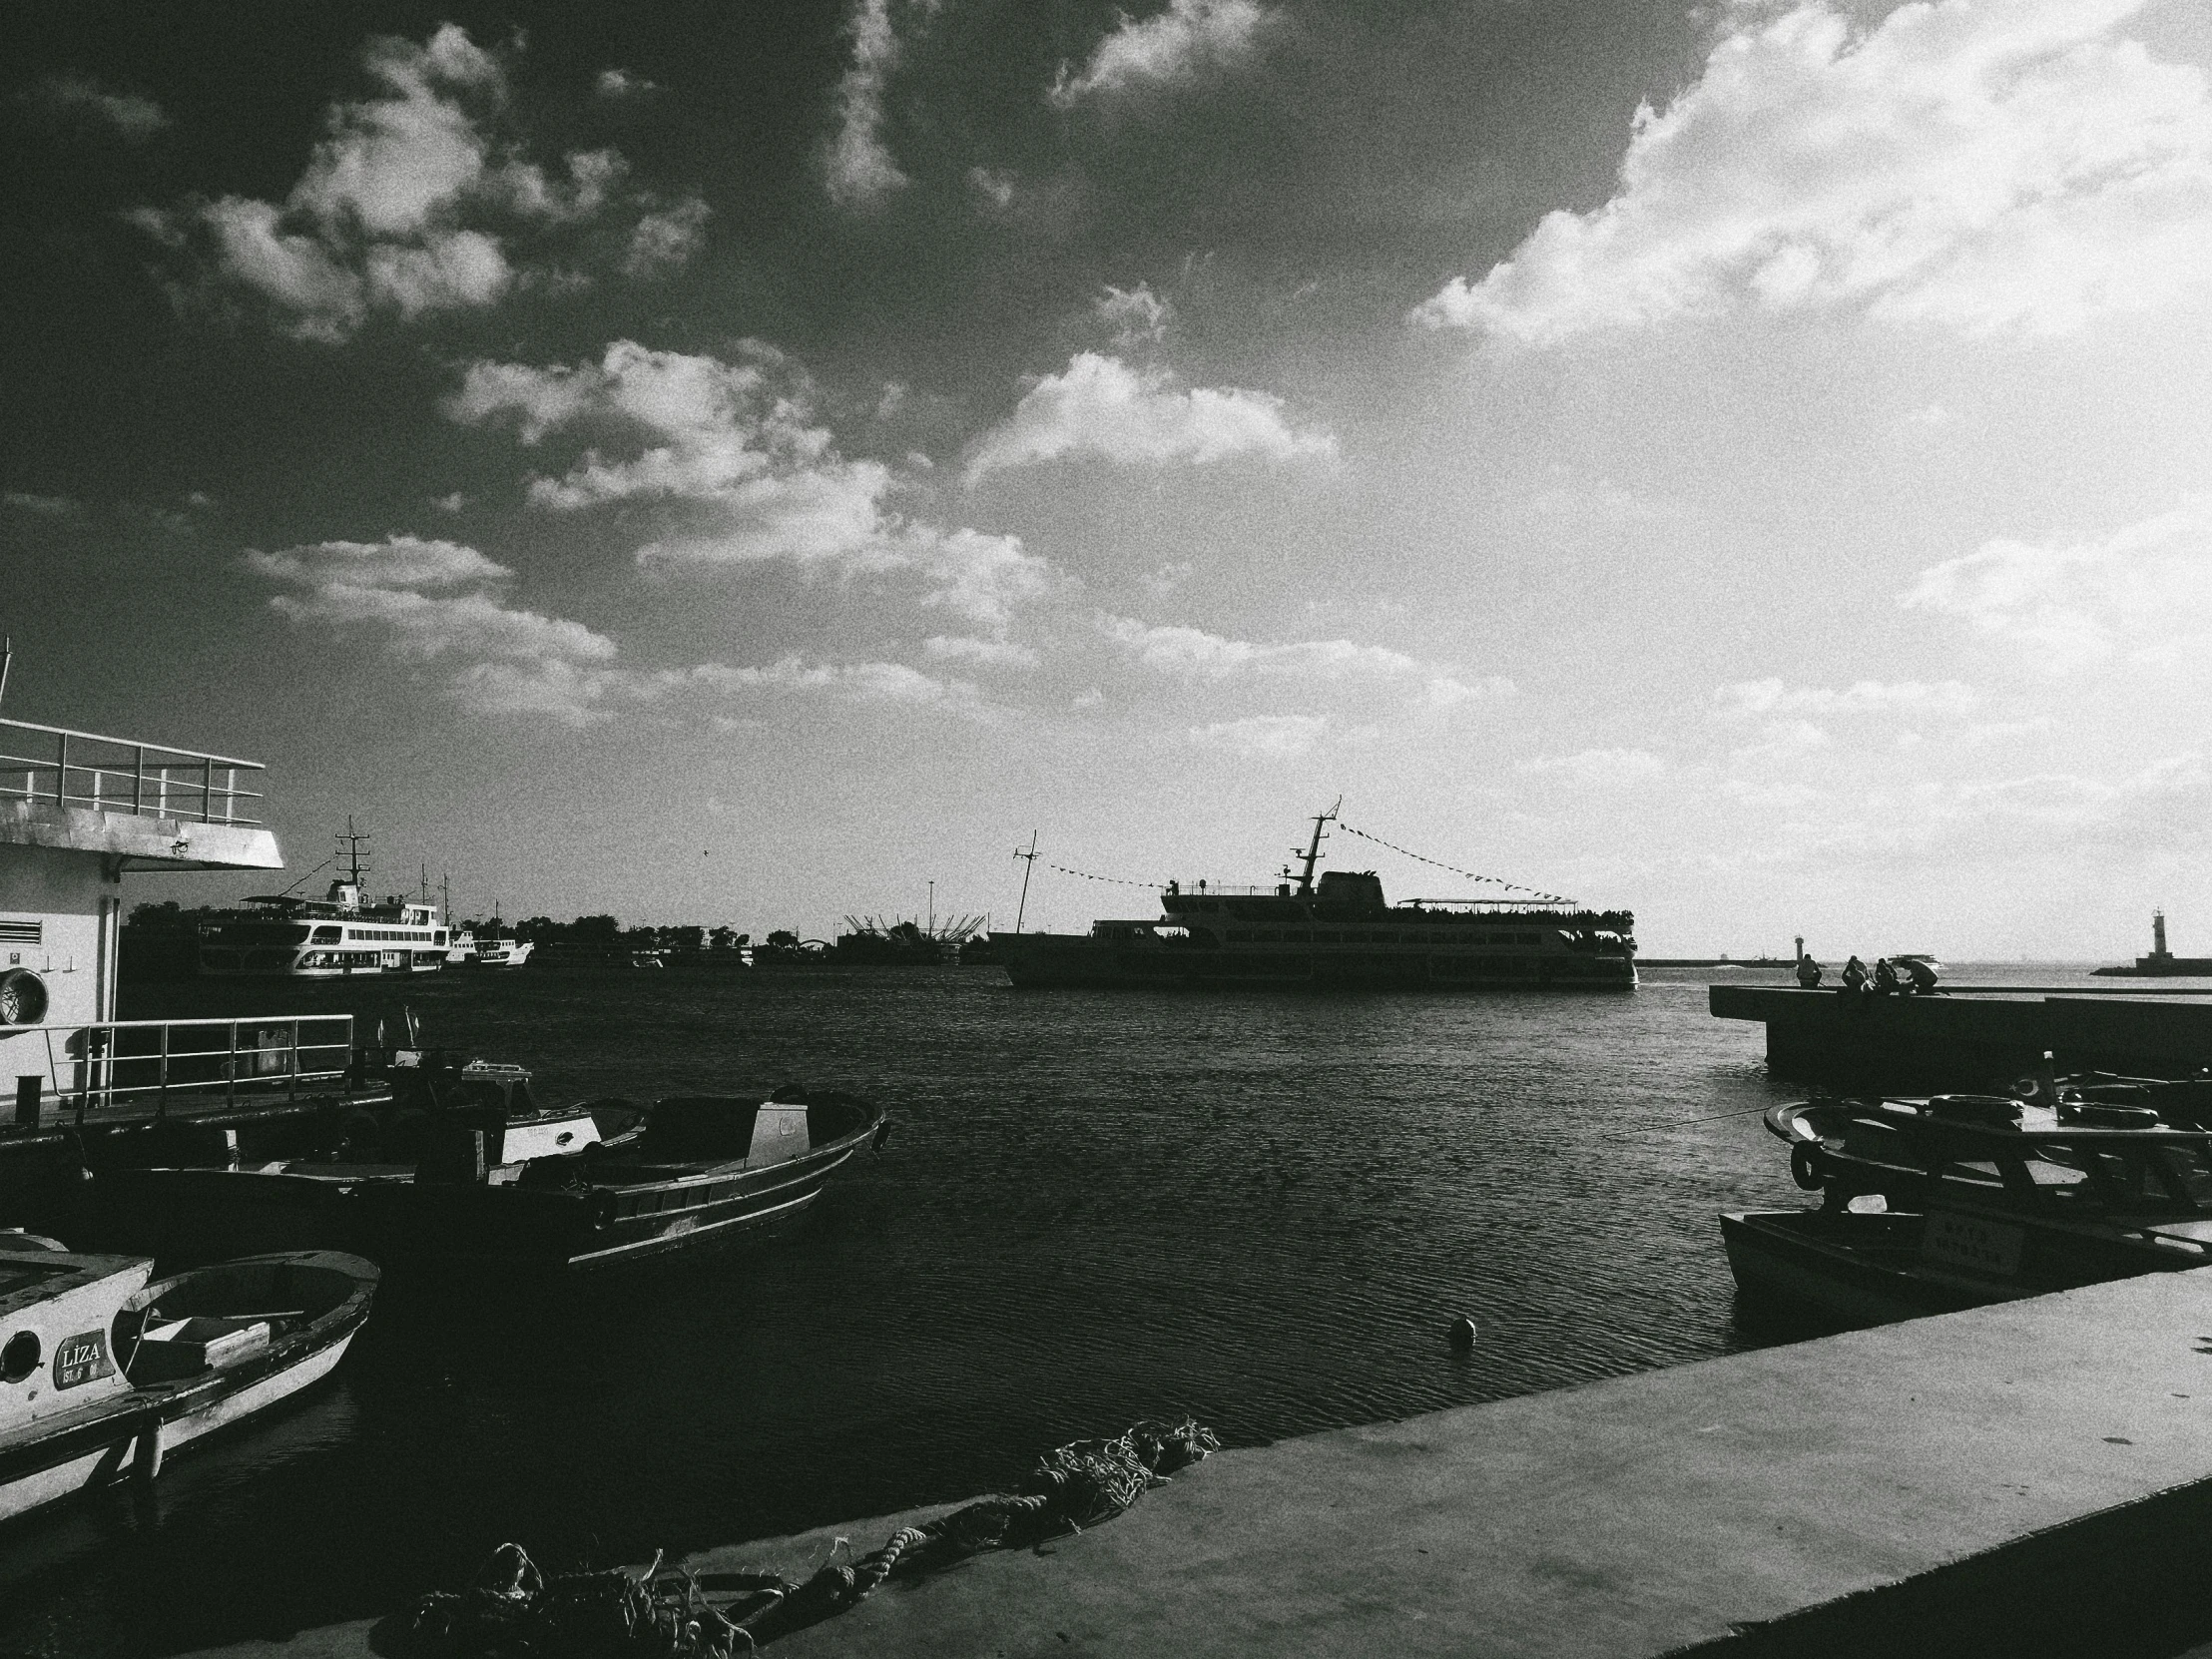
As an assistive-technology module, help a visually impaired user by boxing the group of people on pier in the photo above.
[1795,952,1939,996]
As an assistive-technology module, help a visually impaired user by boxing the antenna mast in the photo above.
[1293,799,1341,897]
[336,819,370,887]
[0,636,11,713]
[1012,831,1039,934]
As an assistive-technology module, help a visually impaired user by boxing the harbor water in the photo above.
[0,964,2075,1657]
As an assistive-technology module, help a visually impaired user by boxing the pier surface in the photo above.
[1710,983,2212,1088]
[198,1267,2212,1659]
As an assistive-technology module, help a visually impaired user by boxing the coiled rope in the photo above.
[1337,823,1574,904]
[406,1417,1220,1657]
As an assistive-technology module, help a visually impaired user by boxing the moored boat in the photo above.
[0,1241,375,1525]
[79,1061,888,1275]
[1723,1087,2212,1325]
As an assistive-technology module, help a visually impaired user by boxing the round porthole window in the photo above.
[0,969,47,1027]
[1,1330,40,1383]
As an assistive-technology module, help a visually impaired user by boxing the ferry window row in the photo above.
[309,926,439,942]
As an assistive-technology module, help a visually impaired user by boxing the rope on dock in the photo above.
[403,1416,1219,1657]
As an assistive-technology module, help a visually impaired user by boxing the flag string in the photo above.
[1042,862,1160,888]
[1337,824,1574,905]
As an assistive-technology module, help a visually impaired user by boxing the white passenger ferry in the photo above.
[198,830,449,977]
[444,919,534,968]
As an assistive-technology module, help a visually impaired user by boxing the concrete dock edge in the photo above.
[191,1266,2212,1659]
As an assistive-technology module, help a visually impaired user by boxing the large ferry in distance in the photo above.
[996,806,1636,991]
[198,826,450,977]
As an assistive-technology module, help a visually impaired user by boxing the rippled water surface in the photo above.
[0,963,1990,1656]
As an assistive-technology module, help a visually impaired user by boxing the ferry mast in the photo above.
[1289,800,1341,897]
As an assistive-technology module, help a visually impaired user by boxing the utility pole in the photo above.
[1012,831,1039,934]
[927,879,935,934]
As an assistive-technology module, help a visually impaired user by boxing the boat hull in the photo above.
[0,1250,375,1526]
[999,932,1636,990]
[1720,1210,2016,1328]
[83,1107,885,1275]
[1719,1207,2197,1329]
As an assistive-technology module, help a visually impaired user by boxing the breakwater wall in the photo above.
[1711,984,2212,1089]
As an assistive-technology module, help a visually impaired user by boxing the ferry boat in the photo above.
[0,1238,375,1524]
[996,807,1636,991]
[445,917,534,968]
[198,827,450,977]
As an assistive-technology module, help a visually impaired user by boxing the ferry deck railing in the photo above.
[0,717,265,826]
[1163,883,1610,914]
[8,1015,355,1123]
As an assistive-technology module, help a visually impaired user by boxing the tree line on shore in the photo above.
[125,901,779,954]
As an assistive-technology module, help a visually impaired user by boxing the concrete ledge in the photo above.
[1711,983,2212,1086]
[192,1269,2212,1659]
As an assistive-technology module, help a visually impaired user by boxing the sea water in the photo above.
[0,963,2100,1657]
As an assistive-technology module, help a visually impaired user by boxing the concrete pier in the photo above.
[1711,983,2212,1088]
[195,1267,2212,1659]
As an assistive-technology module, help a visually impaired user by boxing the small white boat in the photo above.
[0,1240,376,1525]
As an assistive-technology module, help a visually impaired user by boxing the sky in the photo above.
[5,0,2212,957]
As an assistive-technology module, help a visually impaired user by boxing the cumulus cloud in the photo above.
[697,656,982,712]
[3,491,82,518]
[1097,282,1172,346]
[1516,748,1668,785]
[924,634,1040,669]
[450,338,1063,635]
[1103,616,1426,681]
[27,75,168,141]
[134,26,680,340]
[1051,0,1276,107]
[247,529,996,725]
[625,197,711,277]
[449,339,893,560]
[245,534,643,723]
[1901,498,2212,664]
[825,0,908,209]
[1712,678,1977,718]
[1188,713,1327,757]
[966,352,1335,481]
[1102,616,1507,714]
[1413,0,2212,342]
[1728,720,1833,767]
[595,68,659,100]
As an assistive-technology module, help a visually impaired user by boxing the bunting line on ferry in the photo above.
[1044,863,1160,887]
[1337,824,1574,905]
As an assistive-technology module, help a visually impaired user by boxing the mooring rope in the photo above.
[1337,823,1574,904]
[406,1418,1221,1658]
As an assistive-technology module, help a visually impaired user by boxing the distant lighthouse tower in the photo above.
[2153,909,2171,962]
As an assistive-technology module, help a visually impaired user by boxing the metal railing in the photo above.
[9,1015,355,1120]
[1165,884,1608,915]
[0,717,265,826]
